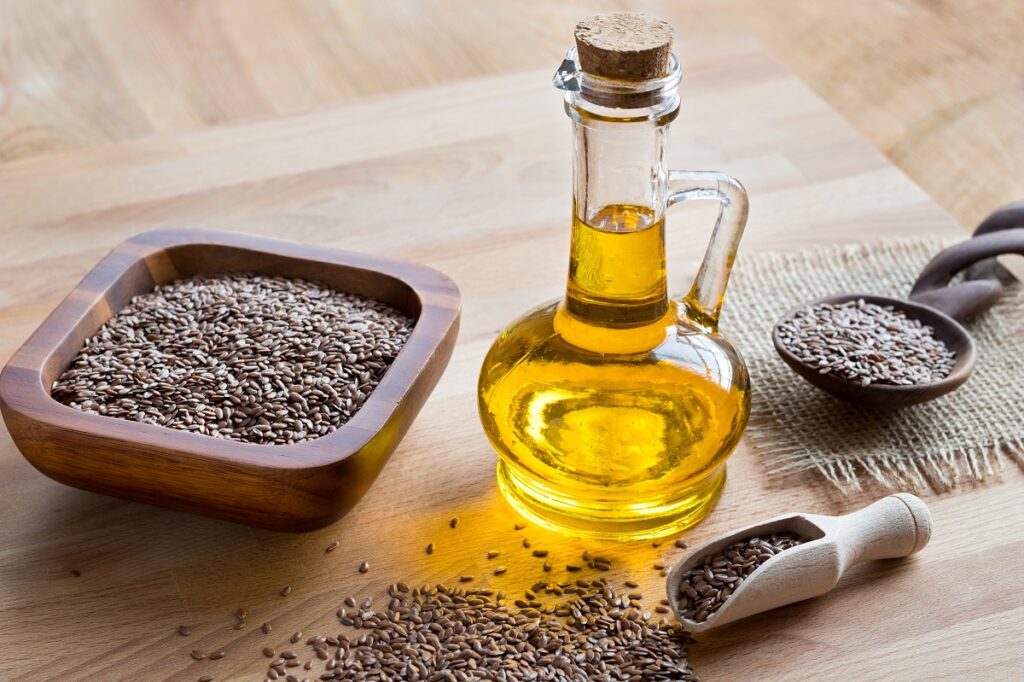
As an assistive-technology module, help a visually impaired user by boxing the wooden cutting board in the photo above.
[0,33,1020,681]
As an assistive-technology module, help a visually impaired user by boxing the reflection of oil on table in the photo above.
[0,33,1019,681]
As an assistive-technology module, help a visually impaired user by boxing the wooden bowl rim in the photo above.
[771,293,976,407]
[0,228,461,470]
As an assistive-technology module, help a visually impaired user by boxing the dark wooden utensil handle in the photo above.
[965,201,1024,282]
[910,227,1024,321]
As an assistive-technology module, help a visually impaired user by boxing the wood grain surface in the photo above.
[0,9,1022,682]
[0,0,1021,230]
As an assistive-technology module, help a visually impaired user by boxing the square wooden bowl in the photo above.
[0,229,460,531]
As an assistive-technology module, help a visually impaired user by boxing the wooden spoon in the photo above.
[665,493,932,633]
[772,204,1024,408]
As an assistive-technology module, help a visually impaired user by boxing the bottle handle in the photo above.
[666,170,749,331]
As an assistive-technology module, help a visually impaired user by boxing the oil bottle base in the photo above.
[496,460,727,541]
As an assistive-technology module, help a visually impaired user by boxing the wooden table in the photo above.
[0,26,1021,682]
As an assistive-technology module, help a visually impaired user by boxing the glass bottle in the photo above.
[477,43,750,540]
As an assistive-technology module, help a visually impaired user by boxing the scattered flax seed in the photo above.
[261,622,272,634]
[532,549,549,558]
[624,580,639,588]
[425,543,435,555]
[459,575,474,583]
[279,585,292,597]
[486,550,499,559]
[198,676,213,682]
[358,561,370,574]
[263,647,276,658]
[675,539,689,549]
[325,541,340,553]
[449,517,460,529]
[653,563,666,570]
[543,560,552,572]
[344,596,357,608]
[209,651,225,661]
[677,532,807,623]
[493,566,507,576]
[178,625,191,637]
[232,620,246,630]
[522,538,531,548]
[652,539,664,548]
[258,578,697,679]
[514,523,526,530]
[566,564,582,572]
[189,650,204,661]
[234,608,247,621]
[360,598,372,610]
[290,631,303,644]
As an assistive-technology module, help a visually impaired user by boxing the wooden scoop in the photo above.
[773,203,1024,408]
[665,493,932,633]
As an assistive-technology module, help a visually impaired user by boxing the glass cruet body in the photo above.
[477,46,751,540]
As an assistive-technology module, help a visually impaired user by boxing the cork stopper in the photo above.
[574,13,674,81]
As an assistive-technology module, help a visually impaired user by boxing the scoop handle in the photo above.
[909,228,1024,321]
[822,493,932,568]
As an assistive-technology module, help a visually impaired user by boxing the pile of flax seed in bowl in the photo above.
[51,273,413,444]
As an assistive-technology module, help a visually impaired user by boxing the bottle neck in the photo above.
[554,49,683,352]
[563,86,678,329]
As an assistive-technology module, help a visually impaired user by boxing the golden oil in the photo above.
[478,204,750,540]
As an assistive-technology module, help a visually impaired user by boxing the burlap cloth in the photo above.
[721,238,1024,493]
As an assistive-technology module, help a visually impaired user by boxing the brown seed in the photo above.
[459,575,474,583]
[233,620,246,630]
[532,549,548,558]
[262,622,272,634]
[290,631,302,643]
[493,566,507,576]
[675,539,688,549]
[624,580,639,588]
[676,532,807,623]
[50,274,413,446]
[209,651,225,660]
[652,539,664,547]
[449,517,459,529]
[234,608,247,620]
[514,523,526,530]
[358,561,369,573]
[566,565,582,572]
[522,538,531,548]
[280,585,292,597]
[425,543,435,555]
[486,550,499,559]
[543,560,552,572]
[198,676,213,682]
[189,650,204,661]
[263,647,276,658]
[178,625,191,637]
[325,541,339,553]
[245,566,697,677]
